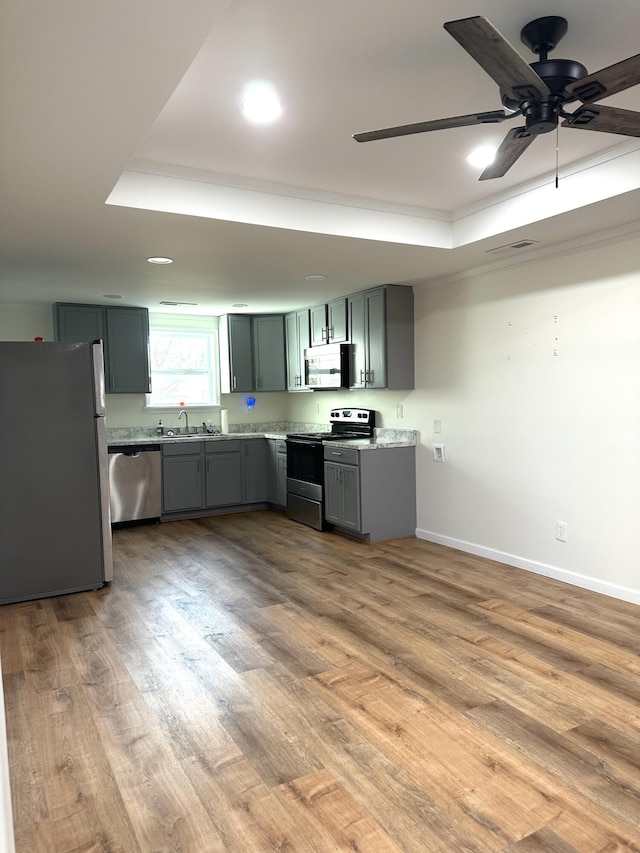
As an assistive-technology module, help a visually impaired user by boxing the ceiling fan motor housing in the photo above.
[501,58,588,133]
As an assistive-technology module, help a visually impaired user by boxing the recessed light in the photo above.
[147,256,173,265]
[305,274,326,281]
[103,294,122,299]
[467,145,496,169]
[232,303,249,308]
[241,82,283,124]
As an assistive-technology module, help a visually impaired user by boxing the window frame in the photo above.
[145,314,220,412]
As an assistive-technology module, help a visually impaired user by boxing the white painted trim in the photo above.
[415,529,640,606]
[0,659,16,853]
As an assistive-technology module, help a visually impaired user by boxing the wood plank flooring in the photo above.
[2,509,640,852]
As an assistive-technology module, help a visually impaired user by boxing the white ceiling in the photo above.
[2,0,640,316]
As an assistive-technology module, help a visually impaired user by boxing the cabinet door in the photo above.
[266,440,278,503]
[364,289,386,389]
[205,453,243,506]
[162,456,203,512]
[310,304,328,346]
[253,315,286,391]
[105,307,150,394]
[327,298,347,343]
[348,293,367,389]
[323,462,342,524]
[276,453,287,507]
[339,464,362,530]
[54,304,105,344]
[285,310,310,391]
[244,440,268,502]
[226,315,254,392]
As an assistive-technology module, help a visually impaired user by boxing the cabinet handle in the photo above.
[328,326,334,340]
[256,377,261,388]
[233,375,237,390]
[368,370,373,383]
[360,369,365,384]
[331,451,343,456]
[206,458,210,473]
[321,327,328,342]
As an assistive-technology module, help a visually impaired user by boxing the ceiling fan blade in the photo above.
[565,53,640,103]
[444,16,550,102]
[353,110,508,142]
[562,104,640,137]
[478,127,535,180]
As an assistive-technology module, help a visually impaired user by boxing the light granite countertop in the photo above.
[107,425,418,450]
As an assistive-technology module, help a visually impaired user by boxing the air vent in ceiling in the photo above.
[159,300,198,306]
[486,239,539,255]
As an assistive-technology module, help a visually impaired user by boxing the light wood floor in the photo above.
[2,510,640,852]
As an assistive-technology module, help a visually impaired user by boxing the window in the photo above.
[146,314,219,408]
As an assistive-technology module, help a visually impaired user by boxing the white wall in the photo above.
[410,233,640,603]
[0,303,53,341]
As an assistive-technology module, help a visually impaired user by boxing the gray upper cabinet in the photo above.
[348,285,414,390]
[220,314,286,393]
[252,315,286,391]
[310,298,347,346]
[219,314,254,393]
[54,302,150,394]
[285,309,310,391]
[105,308,151,394]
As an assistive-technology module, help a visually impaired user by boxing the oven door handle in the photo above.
[287,438,319,447]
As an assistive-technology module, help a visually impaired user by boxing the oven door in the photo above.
[286,438,323,486]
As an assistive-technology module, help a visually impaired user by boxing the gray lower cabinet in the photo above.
[348,285,414,390]
[54,302,150,394]
[243,439,268,502]
[162,442,203,513]
[285,309,310,391]
[266,439,287,506]
[205,441,243,507]
[162,438,269,516]
[323,445,416,542]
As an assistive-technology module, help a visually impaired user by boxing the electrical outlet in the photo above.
[556,521,568,542]
[433,418,442,434]
[396,404,403,419]
[433,444,445,462]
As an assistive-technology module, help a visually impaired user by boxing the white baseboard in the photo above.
[0,659,16,853]
[415,528,640,606]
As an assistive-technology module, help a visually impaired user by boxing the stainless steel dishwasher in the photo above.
[107,444,162,523]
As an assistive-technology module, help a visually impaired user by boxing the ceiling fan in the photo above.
[353,15,640,179]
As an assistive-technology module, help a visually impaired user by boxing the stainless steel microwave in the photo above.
[304,343,351,389]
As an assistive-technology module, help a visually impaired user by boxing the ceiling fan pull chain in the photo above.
[555,124,560,189]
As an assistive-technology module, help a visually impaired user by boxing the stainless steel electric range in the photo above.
[286,408,376,530]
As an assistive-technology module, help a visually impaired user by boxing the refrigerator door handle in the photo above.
[95,415,114,582]
[92,341,106,415]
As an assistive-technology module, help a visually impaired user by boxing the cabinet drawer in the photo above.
[323,446,359,466]
[205,439,241,453]
[162,441,202,456]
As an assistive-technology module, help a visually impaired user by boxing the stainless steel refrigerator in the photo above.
[0,341,113,604]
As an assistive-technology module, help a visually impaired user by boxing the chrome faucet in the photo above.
[178,409,189,435]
